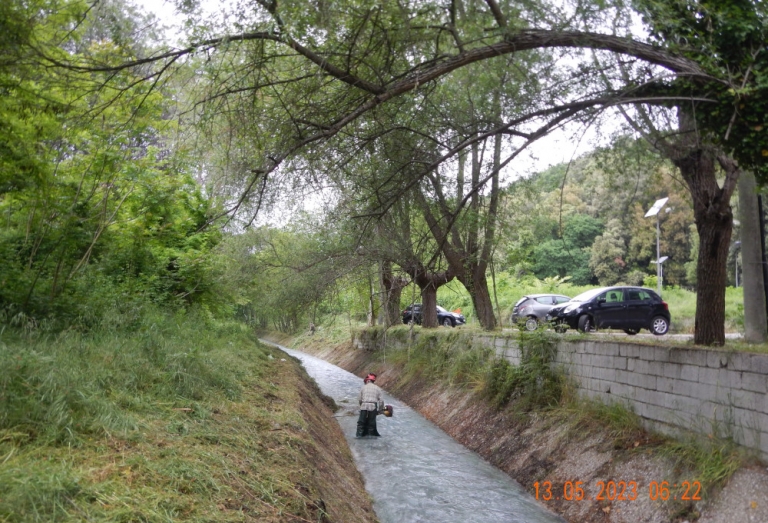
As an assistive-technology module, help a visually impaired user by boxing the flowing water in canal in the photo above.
[270,343,566,523]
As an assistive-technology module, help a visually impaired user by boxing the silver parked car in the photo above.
[511,294,572,331]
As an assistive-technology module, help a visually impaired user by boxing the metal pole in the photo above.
[656,214,661,294]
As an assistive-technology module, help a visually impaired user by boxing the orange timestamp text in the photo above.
[533,480,702,502]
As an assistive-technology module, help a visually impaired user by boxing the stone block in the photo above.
[593,366,617,382]
[668,348,709,367]
[665,393,703,415]
[661,362,684,380]
[679,365,699,383]
[739,372,768,394]
[616,369,656,389]
[746,354,768,375]
[637,345,670,362]
[754,412,768,434]
[633,359,665,376]
[619,344,642,358]
[698,367,721,386]
[614,356,628,370]
[732,407,764,433]
[656,376,676,394]
[706,350,730,369]
[726,352,753,372]
[608,382,632,400]
[642,403,677,425]
[729,390,766,413]
[590,354,613,368]
[674,380,716,401]
[717,368,745,389]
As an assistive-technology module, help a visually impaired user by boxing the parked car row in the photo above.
[511,286,671,336]
[402,304,466,328]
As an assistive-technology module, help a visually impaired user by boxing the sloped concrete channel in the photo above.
[266,341,565,523]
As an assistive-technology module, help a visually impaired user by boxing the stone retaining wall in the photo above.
[354,329,768,459]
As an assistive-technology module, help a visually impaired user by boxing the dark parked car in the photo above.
[402,304,466,327]
[546,286,671,335]
[511,294,572,331]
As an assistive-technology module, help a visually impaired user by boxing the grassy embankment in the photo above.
[0,309,375,523]
[289,322,750,515]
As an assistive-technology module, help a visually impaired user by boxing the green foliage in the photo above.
[634,0,768,181]
[658,438,744,501]
[0,0,225,325]
[533,240,594,285]
[589,220,629,285]
[482,330,563,411]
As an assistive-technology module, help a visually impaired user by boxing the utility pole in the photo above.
[738,172,767,343]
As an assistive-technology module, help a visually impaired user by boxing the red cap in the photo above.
[364,373,377,383]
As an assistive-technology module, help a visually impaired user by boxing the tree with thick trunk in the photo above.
[672,148,736,345]
[379,260,409,327]
[400,261,455,329]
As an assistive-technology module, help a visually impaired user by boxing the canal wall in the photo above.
[352,329,768,460]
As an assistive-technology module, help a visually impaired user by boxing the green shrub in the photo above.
[482,330,563,410]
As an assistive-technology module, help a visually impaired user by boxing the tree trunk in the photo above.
[421,284,439,328]
[379,260,407,326]
[673,148,735,346]
[456,264,496,330]
[400,262,454,328]
[738,172,767,343]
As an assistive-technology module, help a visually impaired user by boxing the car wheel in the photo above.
[623,328,638,335]
[524,317,538,331]
[577,315,594,333]
[442,317,454,328]
[650,316,669,335]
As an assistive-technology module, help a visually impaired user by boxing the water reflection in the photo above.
[271,343,566,523]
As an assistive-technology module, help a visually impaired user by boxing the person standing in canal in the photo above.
[357,373,384,437]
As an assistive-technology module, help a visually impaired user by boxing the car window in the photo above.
[555,296,570,304]
[535,296,553,305]
[514,297,529,307]
[602,290,624,303]
[571,288,608,302]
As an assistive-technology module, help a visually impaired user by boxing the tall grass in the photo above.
[0,307,258,447]
[386,329,564,411]
[0,305,288,522]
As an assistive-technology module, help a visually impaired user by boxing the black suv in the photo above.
[546,286,671,335]
[402,304,466,327]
